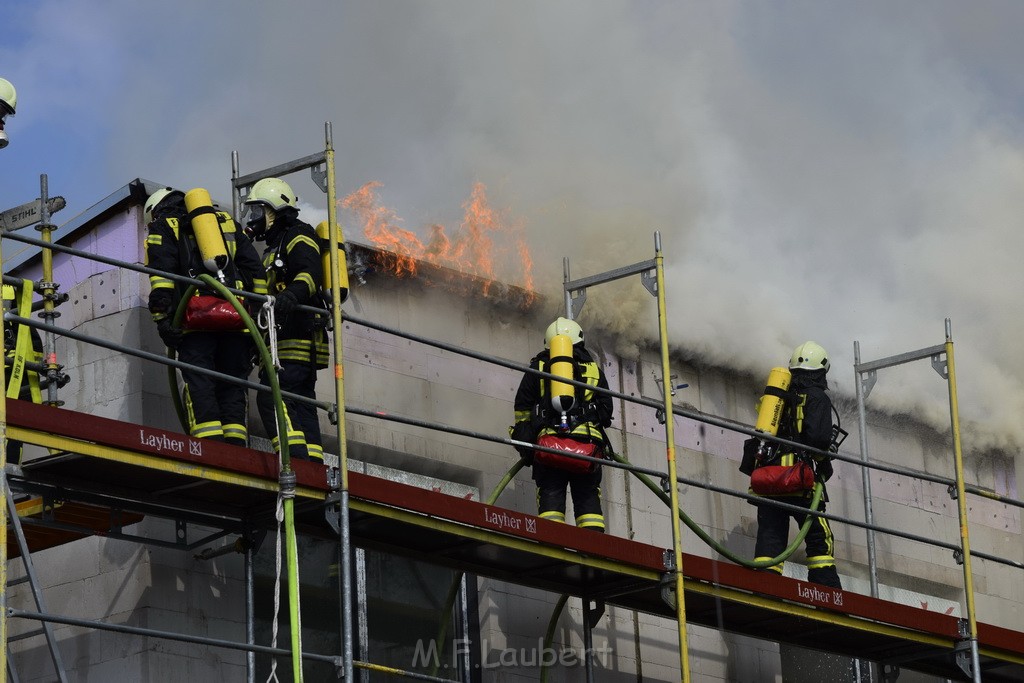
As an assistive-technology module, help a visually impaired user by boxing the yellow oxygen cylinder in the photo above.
[315,220,349,303]
[184,188,229,281]
[549,333,576,427]
[755,366,792,436]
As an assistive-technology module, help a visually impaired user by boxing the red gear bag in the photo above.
[750,461,815,495]
[183,294,246,331]
[534,434,600,474]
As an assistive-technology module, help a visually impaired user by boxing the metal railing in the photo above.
[0,179,1019,683]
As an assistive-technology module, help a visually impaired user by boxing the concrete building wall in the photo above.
[6,199,1021,681]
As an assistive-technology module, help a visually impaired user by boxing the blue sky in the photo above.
[4,1,1024,447]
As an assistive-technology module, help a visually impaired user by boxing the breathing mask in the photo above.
[245,203,275,240]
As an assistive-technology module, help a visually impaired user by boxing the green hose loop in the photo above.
[607,450,823,569]
[165,285,194,431]
[165,278,292,467]
[178,276,301,680]
[428,458,527,677]
[539,594,570,683]
[427,445,824,678]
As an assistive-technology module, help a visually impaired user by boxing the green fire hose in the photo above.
[164,275,304,682]
[429,449,824,680]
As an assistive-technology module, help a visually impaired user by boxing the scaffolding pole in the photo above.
[232,124,353,681]
[562,233,690,681]
[945,321,981,683]
[323,121,355,683]
[35,175,61,408]
[0,180,1018,681]
[653,233,690,682]
[0,198,9,683]
[853,341,879,600]
[854,319,981,683]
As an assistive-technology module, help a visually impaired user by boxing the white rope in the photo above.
[257,297,283,370]
[259,296,302,681]
[264,494,284,683]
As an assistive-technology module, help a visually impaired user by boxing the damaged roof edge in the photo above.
[6,178,163,272]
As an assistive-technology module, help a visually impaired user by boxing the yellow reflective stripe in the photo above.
[538,424,603,441]
[150,276,174,288]
[279,339,314,350]
[294,272,315,296]
[514,411,531,423]
[817,516,835,555]
[539,511,565,523]
[287,234,320,255]
[307,443,324,459]
[576,514,605,530]
[192,421,225,438]
[806,555,836,569]
[252,278,268,295]
[538,359,599,401]
[278,339,325,363]
[191,421,223,439]
[146,234,162,246]
[579,361,599,402]
[223,423,247,440]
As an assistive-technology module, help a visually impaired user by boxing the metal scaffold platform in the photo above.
[3,144,1022,682]
[6,399,1023,682]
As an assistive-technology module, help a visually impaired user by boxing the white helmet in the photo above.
[544,317,584,348]
[790,341,830,372]
[0,78,16,116]
[0,78,15,149]
[245,177,297,211]
[144,187,184,224]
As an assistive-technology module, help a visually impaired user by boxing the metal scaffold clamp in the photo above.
[279,469,296,500]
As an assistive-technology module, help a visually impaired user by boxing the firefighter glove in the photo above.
[580,402,611,428]
[739,437,759,475]
[510,421,536,465]
[274,289,298,323]
[816,457,834,483]
[156,318,183,350]
[148,290,173,317]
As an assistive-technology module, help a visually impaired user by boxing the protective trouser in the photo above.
[533,461,604,532]
[753,496,842,589]
[178,332,251,446]
[257,361,323,463]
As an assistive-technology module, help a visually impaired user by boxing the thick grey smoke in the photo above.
[7,1,1024,447]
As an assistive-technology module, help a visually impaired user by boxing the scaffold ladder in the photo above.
[4,487,68,682]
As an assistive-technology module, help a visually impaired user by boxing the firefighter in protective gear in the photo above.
[4,280,44,463]
[750,341,842,588]
[0,77,17,149]
[145,187,266,446]
[244,177,328,463]
[510,318,613,532]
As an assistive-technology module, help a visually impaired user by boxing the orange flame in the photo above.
[341,182,535,303]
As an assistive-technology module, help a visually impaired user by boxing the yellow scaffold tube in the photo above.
[654,233,690,682]
[945,323,981,682]
[324,123,356,683]
[0,225,9,683]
